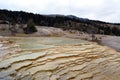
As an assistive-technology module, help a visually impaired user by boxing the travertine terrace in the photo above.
[0,37,120,80]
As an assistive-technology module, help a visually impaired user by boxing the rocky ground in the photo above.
[0,24,120,52]
[0,37,120,80]
[0,26,120,80]
[100,36,120,52]
[18,26,120,52]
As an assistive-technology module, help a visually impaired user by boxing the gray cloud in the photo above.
[0,0,119,23]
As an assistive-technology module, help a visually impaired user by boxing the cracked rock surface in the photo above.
[0,37,120,80]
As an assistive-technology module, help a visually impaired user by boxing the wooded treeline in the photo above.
[0,9,120,36]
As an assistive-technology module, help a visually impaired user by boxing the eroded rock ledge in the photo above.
[0,37,120,80]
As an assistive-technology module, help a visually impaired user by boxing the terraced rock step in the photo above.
[0,37,120,80]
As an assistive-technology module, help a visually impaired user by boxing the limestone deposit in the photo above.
[0,37,120,80]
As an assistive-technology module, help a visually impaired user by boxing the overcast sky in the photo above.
[0,0,120,23]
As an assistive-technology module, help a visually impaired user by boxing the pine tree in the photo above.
[24,19,37,34]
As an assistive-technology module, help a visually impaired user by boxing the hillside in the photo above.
[1,9,120,80]
[0,9,120,36]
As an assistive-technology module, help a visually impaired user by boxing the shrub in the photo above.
[24,19,37,34]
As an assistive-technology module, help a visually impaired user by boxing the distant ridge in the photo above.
[0,9,120,36]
